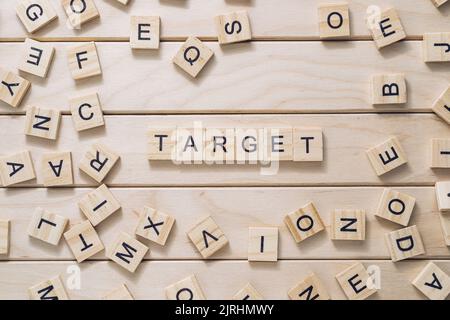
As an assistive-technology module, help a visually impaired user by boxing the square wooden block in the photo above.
[423,33,450,62]
[64,220,104,263]
[78,184,121,226]
[214,11,252,45]
[336,262,378,300]
[284,202,325,243]
[107,232,148,273]
[0,68,31,108]
[367,8,406,49]
[431,139,450,168]
[187,216,228,258]
[235,128,265,163]
[173,37,214,78]
[175,128,205,164]
[436,181,450,212]
[265,128,293,161]
[27,208,68,245]
[0,220,10,255]
[440,213,450,246]
[248,227,278,262]
[366,137,407,176]
[19,38,55,78]
[0,151,36,186]
[102,284,134,300]
[318,3,350,39]
[371,74,407,105]
[165,275,206,300]
[375,188,415,226]
[135,206,175,246]
[61,0,99,28]
[432,86,450,125]
[29,275,69,300]
[385,225,425,262]
[430,0,449,7]
[130,16,160,49]
[79,143,120,183]
[204,128,236,163]
[330,209,366,241]
[16,0,58,33]
[148,127,177,161]
[67,42,102,80]
[232,283,263,300]
[293,128,323,162]
[41,152,73,187]
[69,92,104,131]
[412,262,450,300]
[288,273,330,300]
[24,106,61,140]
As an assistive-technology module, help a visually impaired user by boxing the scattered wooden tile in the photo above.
[432,86,450,125]
[175,128,205,164]
[318,3,350,39]
[385,225,425,262]
[107,232,148,273]
[135,206,175,246]
[0,151,36,186]
[165,275,206,300]
[423,33,450,62]
[102,284,134,300]
[148,127,177,161]
[430,0,449,8]
[67,42,102,80]
[366,137,407,176]
[375,188,415,226]
[173,37,214,78]
[336,262,378,300]
[0,220,9,255]
[248,227,278,262]
[78,184,121,226]
[293,128,323,162]
[24,106,61,140]
[431,139,450,168]
[130,16,160,50]
[63,220,104,263]
[27,208,68,245]
[69,92,105,132]
[371,74,407,105]
[79,143,120,183]
[187,216,228,258]
[28,275,69,300]
[288,273,330,300]
[204,128,236,163]
[232,283,264,300]
[214,11,252,45]
[235,128,265,163]
[0,68,31,108]
[61,0,99,28]
[439,213,450,246]
[41,152,73,187]
[412,262,450,300]
[330,209,366,241]
[284,202,325,243]
[367,7,406,49]
[265,128,293,161]
[16,0,58,33]
[435,181,450,212]
[19,38,55,78]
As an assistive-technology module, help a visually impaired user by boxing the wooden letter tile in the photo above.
[27,208,68,245]
[0,68,31,108]
[436,181,450,212]
[385,225,425,262]
[41,152,73,187]
[431,139,450,168]
[173,37,214,78]
[284,202,325,243]
[175,128,205,164]
[79,143,120,183]
[318,3,350,39]
[67,42,102,80]
[102,284,134,300]
[130,16,160,50]
[248,227,278,262]
[432,86,450,125]
[165,275,206,300]
[440,213,450,246]
[29,275,69,300]
[375,188,415,226]
[78,184,121,226]
[214,11,252,45]
[107,232,148,273]
[115,0,130,4]
[366,137,407,176]
[135,206,175,246]
[336,262,378,300]
[232,283,264,300]
[187,216,228,258]
[235,128,265,163]
[63,220,104,263]
[61,0,99,28]
[19,38,55,78]
[148,127,177,160]
[69,92,104,131]
[288,273,330,300]
[330,209,366,241]
[367,8,406,49]
[24,106,61,140]
[412,262,450,300]
[265,128,293,162]
[430,0,449,8]
[0,151,36,186]
[0,220,9,255]
[293,128,323,162]
[16,0,58,33]
[371,74,407,105]
[423,33,450,63]
[204,128,236,163]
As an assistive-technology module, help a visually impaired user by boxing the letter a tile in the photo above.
[412,262,450,300]
[187,216,228,258]
[0,151,36,186]
[41,152,73,187]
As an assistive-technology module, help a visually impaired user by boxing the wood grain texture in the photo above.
[0,187,448,260]
[1,0,449,40]
[1,260,449,300]
[1,42,450,114]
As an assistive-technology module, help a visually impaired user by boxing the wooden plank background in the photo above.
[0,0,449,300]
